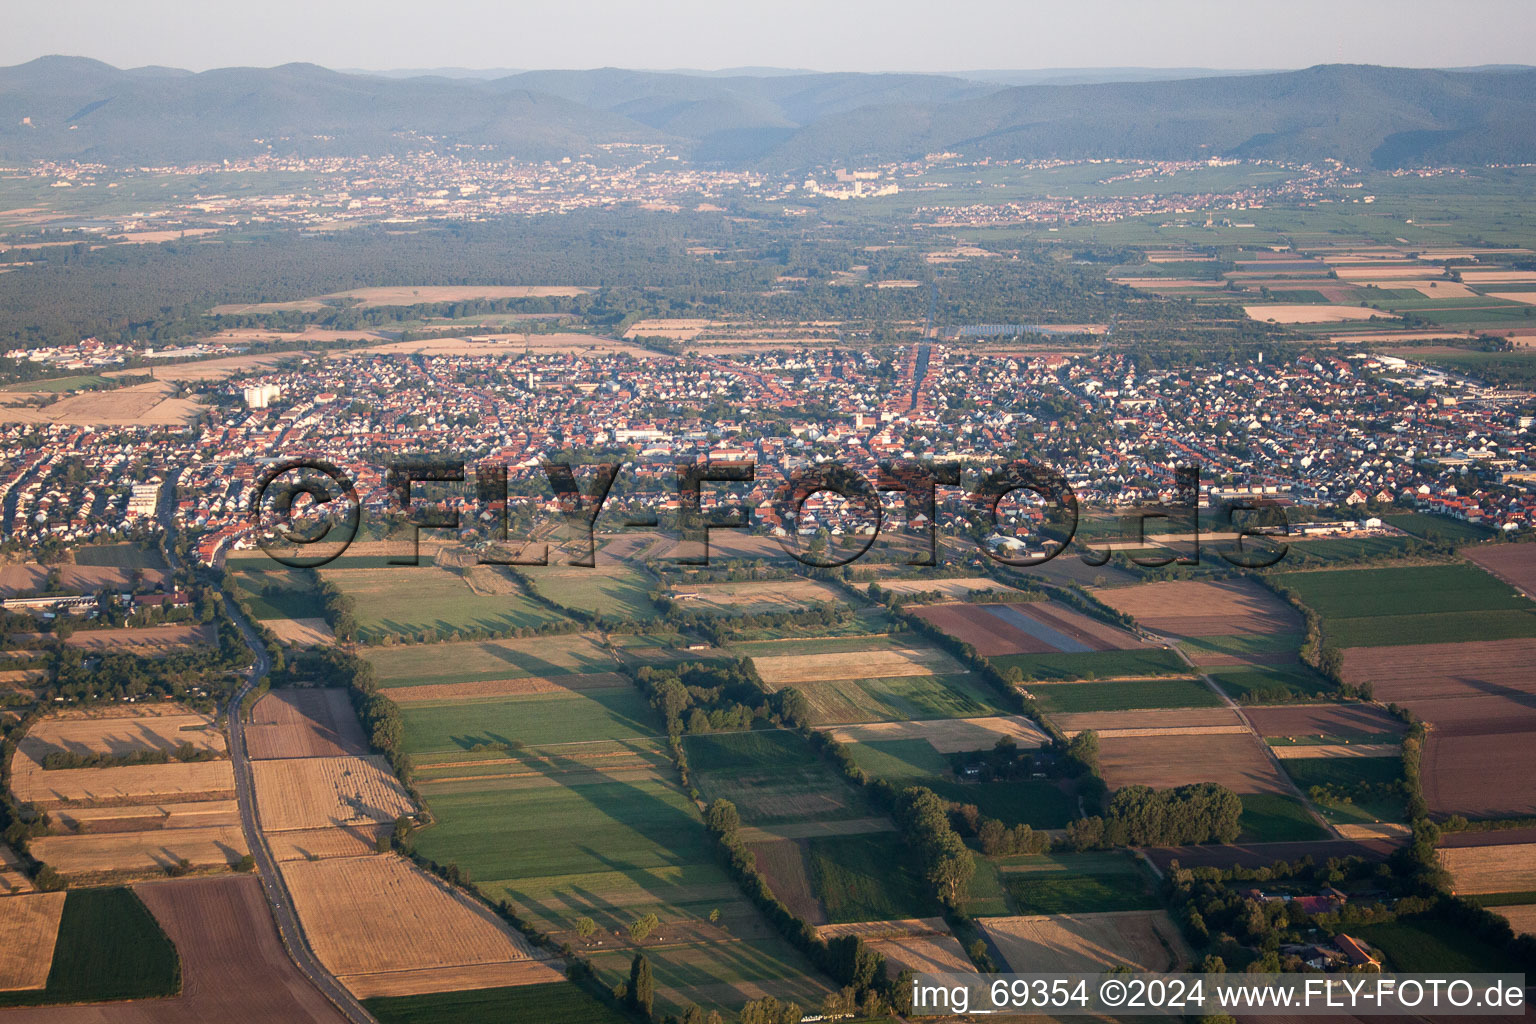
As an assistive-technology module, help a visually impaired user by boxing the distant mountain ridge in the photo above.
[1,57,1534,170]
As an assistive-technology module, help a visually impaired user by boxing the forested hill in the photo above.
[2,57,1534,169]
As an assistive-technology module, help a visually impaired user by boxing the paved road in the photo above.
[157,498,376,1024]
[223,601,379,1024]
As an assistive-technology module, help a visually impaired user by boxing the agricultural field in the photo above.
[30,825,248,877]
[11,748,235,806]
[0,887,180,1009]
[979,910,1190,973]
[265,617,336,647]
[989,646,1190,682]
[72,544,169,570]
[1464,542,1536,595]
[1092,578,1299,637]
[0,845,33,894]
[807,832,939,923]
[684,730,875,827]
[1338,638,1536,818]
[838,737,1077,828]
[873,577,1020,598]
[365,982,628,1024]
[1049,707,1246,738]
[751,645,958,685]
[1438,833,1536,894]
[18,707,225,760]
[319,565,572,642]
[913,600,1142,656]
[1246,704,1407,743]
[0,891,65,992]
[399,686,659,753]
[669,578,845,614]
[57,622,216,654]
[0,559,168,597]
[1237,793,1331,843]
[1024,676,1223,714]
[281,854,548,998]
[246,688,369,759]
[1355,916,1527,973]
[1280,757,1407,825]
[824,715,1048,752]
[251,755,416,832]
[1275,562,1536,647]
[523,564,659,620]
[998,851,1160,914]
[362,632,615,688]
[584,939,834,1020]
[229,566,327,620]
[1096,731,1290,794]
[386,670,631,704]
[1205,664,1337,704]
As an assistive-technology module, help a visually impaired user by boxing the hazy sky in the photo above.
[6,0,1535,73]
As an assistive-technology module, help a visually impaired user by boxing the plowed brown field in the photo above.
[1093,579,1299,636]
[1098,732,1289,794]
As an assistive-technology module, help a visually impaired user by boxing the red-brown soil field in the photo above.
[245,689,369,760]
[1096,732,1289,794]
[0,875,347,1022]
[1244,704,1407,740]
[1465,544,1536,597]
[912,600,1140,656]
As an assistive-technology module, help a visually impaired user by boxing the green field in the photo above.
[808,832,940,923]
[684,730,874,826]
[961,855,1012,916]
[998,852,1159,914]
[231,568,327,620]
[1237,793,1330,842]
[0,374,116,393]
[524,566,659,621]
[1281,756,1406,824]
[1280,536,1422,566]
[364,633,615,688]
[989,648,1189,682]
[841,738,1077,828]
[586,940,833,1020]
[73,544,168,569]
[1355,916,1527,973]
[1383,513,1495,544]
[0,888,180,1008]
[366,982,629,1024]
[1179,632,1304,659]
[791,672,1006,725]
[1206,665,1336,704]
[400,687,661,753]
[1275,563,1536,647]
[321,565,573,642]
[1026,677,1222,713]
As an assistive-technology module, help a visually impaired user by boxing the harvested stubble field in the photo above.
[363,632,613,688]
[1097,732,1290,794]
[19,709,224,760]
[385,670,629,704]
[0,845,33,894]
[343,961,567,1000]
[0,892,65,992]
[281,855,545,995]
[59,623,215,653]
[252,755,416,832]
[1493,904,1536,938]
[874,577,1019,597]
[267,825,389,863]
[0,562,168,597]
[752,646,957,684]
[265,617,335,647]
[50,799,239,832]
[0,380,206,426]
[1437,838,1536,894]
[246,689,369,760]
[980,910,1190,973]
[670,578,845,614]
[824,715,1048,752]
[1245,703,1407,741]
[10,753,235,807]
[1092,579,1299,636]
[1051,707,1246,738]
[31,825,248,876]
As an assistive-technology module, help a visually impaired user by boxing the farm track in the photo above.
[1148,631,1338,838]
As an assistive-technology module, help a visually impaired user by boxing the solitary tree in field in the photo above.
[575,916,596,940]
[629,911,659,942]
